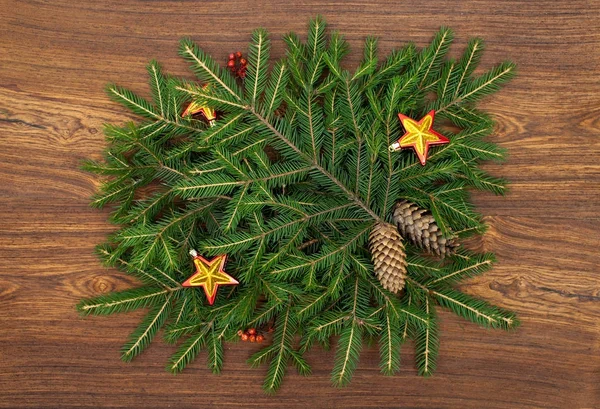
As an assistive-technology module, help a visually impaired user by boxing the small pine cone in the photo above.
[392,200,458,256]
[369,222,407,293]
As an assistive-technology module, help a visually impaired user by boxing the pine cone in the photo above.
[392,200,458,256]
[369,222,407,293]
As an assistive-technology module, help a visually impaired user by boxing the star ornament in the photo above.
[390,110,449,165]
[182,252,238,305]
[181,85,217,126]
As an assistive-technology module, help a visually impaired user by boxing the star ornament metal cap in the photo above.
[389,110,449,165]
[182,250,238,305]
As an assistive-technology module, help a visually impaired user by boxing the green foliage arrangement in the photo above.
[78,17,518,393]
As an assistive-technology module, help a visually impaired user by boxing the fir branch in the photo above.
[414,297,439,377]
[430,286,518,329]
[331,320,363,386]
[121,293,173,361]
[246,28,271,107]
[207,327,224,374]
[168,321,213,373]
[437,61,516,113]
[106,85,201,134]
[452,38,484,99]
[77,286,178,316]
[262,61,289,117]
[179,39,242,100]
[263,302,296,394]
[250,108,382,221]
[379,304,401,375]
[428,252,495,284]
[164,321,204,344]
[418,27,454,88]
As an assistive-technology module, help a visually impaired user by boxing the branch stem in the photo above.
[250,108,382,222]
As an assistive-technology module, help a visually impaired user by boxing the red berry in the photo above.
[241,333,249,341]
[256,335,264,343]
[235,51,242,58]
[247,328,256,335]
[229,53,235,60]
[237,330,243,336]
[227,60,235,68]
[240,58,247,66]
[249,335,256,342]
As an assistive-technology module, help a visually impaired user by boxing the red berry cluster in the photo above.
[227,51,248,79]
[237,328,264,343]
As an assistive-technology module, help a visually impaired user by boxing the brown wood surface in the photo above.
[1,1,599,408]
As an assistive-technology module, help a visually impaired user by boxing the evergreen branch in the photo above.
[125,200,222,268]
[128,188,175,224]
[248,345,276,368]
[121,293,172,361]
[96,247,180,288]
[269,222,374,276]
[453,38,484,99]
[248,300,283,326]
[200,112,247,144]
[207,327,224,374]
[439,60,457,101]
[263,61,289,116]
[250,108,382,221]
[297,291,329,319]
[308,15,326,62]
[437,62,515,113]
[429,257,493,284]
[77,287,178,316]
[108,85,160,120]
[107,85,201,134]
[205,203,356,254]
[331,320,363,387]
[164,321,205,344]
[168,321,213,373]
[430,286,517,329]
[263,302,295,394]
[352,36,378,81]
[290,350,312,376]
[414,297,438,377]
[365,277,428,325]
[173,297,188,325]
[179,39,241,100]
[419,27,453,88]
[379,305,401,375]
[148,62,165,117]
[175,85,247,109]
[246,28,270,106]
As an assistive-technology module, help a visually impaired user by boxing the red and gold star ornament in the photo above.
[181,85,217,127]
[182,250,238,305]
[390,110,449,165]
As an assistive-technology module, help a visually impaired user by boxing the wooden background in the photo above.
[1,0,599,407]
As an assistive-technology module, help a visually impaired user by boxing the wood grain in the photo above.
[1,1,599,407]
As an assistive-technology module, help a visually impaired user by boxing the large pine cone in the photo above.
[369,222,407,293]
[392,200,458,256]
